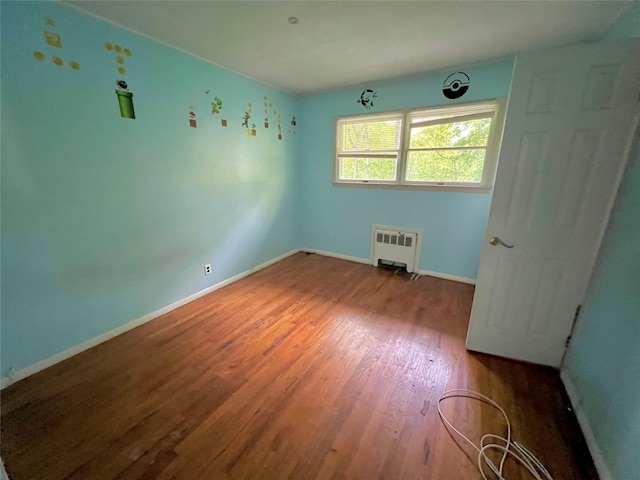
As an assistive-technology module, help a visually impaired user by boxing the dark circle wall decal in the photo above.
[442,72,470,99]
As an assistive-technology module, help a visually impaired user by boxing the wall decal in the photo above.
[32,16,80,70]
[263,95,269,128]
[115,81,135,119]
[105,41,134,119]
[242,102,256,135]
[264,95,287,139]
[44,31,62,48]
[188,105,197,128]
[210,96,227,126]
[442,72,470,99]
[276,111,282,140]
[356,89,377,109]
[105,41,129,74]
[241,110,250,128]
[211,97,223,115]
[203,89,227,126]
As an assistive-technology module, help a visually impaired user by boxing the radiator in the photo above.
[372,227,419,273]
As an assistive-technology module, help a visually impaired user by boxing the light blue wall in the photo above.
[1,2,298,375]
[600,0,640,39]
[563,135,640,480]
[297,60,514,279]
[562,8,640,480]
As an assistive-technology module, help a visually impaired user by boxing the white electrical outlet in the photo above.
[204,264,212,275]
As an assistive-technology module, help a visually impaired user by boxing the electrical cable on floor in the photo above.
[437,389,553,480]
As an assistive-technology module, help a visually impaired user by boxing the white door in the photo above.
[466,39,640,367]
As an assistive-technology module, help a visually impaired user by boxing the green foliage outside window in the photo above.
[336,102,498,187]
[340,157,396,180]
[340,119,400,180]
[407,118,491,183]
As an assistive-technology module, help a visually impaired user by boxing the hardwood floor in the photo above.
[1,253,596,479]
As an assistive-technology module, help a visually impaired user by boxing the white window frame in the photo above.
[335,111,404,186]
[334,98,506,192]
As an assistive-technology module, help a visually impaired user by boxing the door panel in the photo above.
[466,39,640,367]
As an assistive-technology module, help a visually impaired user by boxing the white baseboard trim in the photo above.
[301,248,371,265]
[0,249,300,390]
[301,248,476,285]
[418,269,476,285]
[560,369,612,480]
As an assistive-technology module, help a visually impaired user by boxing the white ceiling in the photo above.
[66,1,631,95]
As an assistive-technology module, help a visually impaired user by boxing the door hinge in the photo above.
[565,304,582,348]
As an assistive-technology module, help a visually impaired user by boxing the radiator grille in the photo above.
[376,232,413,247]
[372,227,419,273]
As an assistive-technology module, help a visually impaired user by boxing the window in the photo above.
[336,113,403,184]
[335,100,503,191]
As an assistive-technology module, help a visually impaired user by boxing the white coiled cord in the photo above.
[437,389,553,480]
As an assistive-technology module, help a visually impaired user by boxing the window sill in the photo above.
[332,181,493,193]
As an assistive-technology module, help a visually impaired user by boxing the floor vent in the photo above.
[372,226,420,273]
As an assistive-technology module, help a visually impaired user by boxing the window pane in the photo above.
[409,118,491,149]
[339,157,397,181]
[341,119,401,152]
[406,149,485,183]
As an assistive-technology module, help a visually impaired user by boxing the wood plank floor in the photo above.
[1,253,596,479]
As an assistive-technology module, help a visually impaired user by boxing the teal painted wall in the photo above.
[563,135,640,480]
[1,2,298,375]
[562,8,640,479]
[297,60,514,279]
[601,0,640,39]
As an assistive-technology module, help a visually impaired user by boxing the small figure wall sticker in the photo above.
[189,105,197,128]
[356,89,377,109]
[204,89,227,127]
[442,72,470,99]
[32,16,80,71]
[289,116,297,135]
[211,96,222,114]
[242,102,256,136]
[105,41,135,119]
[211,96,227,126]
[116,80,135,119]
